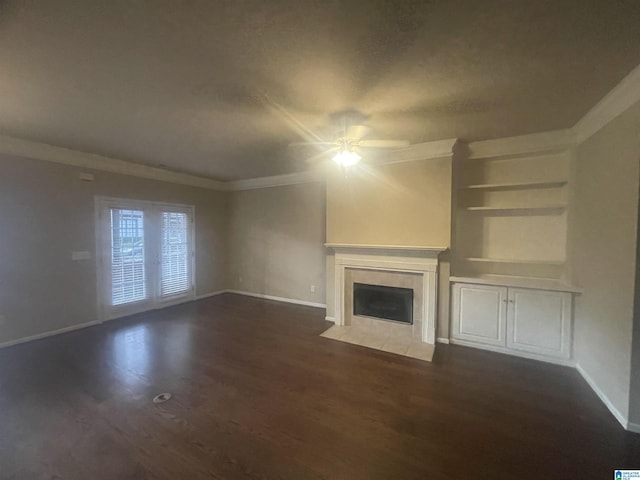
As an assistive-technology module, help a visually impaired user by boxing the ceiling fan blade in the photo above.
[305,146,339,164]
[345,125,370,141]
[289,141,337,147]
[358,139,410,148]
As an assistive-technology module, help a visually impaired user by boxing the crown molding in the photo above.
[0,134,228,191]
[573,63,640,144]
[227,138,458,190]
[384,138,458,164]
[227,170,325,191]
[5,60,638,191]
[466,129,575,160]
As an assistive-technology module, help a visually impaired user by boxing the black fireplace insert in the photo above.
[353,282,413,324]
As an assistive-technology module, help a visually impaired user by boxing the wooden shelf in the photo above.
[460,180,567,190]
[462,257,564,266]
[454,149,571,288]
[450,274,582,293]
[464,204,566,213]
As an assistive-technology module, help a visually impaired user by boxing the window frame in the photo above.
[95,196,196,322]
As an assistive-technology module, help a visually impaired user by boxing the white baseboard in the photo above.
[0,320,101,350]
[436,337,450,344]
[575,363,629,430]
[226,290,326,309]
[449,338,576,367]
[628,422,640,434]
[196,290,229,300]
[325,316,336,322]
[2,292,224,349]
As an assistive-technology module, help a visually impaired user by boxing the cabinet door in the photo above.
[452,283,507,346]
[506,288,571,358]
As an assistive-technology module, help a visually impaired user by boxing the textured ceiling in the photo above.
[0,0,639,180]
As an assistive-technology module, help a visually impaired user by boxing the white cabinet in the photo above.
[451,284,507,346]
[506,288,571,358]
[451,282,572,361]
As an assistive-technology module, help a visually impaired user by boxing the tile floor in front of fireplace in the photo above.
[320,317,435,362]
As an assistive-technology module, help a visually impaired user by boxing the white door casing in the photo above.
[95,196,196,321]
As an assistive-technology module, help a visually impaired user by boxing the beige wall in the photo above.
[228,182,326,305]
[568,100,640,421]
[0,154,228,345]
[631,195,640,427]
[325,157,453,335]
[326,158,453,247]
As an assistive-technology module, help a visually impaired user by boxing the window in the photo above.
[110,208,147,305]
[96,198,195,320]
[160,211,190,297]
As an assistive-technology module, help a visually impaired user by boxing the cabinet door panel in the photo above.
[452,284,507,346]
[507,288,571,358]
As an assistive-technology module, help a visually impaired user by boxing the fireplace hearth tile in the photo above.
[320,325,434,362]
[351,317,375,328]
[405,342,435,361]
[319,325,349,340]
[349,332,386,350]
[380,337,412,355]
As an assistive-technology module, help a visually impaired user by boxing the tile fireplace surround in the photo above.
[323,244,446,361]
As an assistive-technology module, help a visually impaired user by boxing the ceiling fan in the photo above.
[290,113,410,167]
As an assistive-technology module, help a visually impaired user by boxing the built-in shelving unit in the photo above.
[462,257,564,265]
[453,147,571,283]
[460,180,568,191]
[449,274,581,293]
[449,136,579,364]
[464,204,566,213]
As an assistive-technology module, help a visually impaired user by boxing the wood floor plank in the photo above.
[0,293,638,479]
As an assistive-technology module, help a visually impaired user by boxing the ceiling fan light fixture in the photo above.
[332,149,361,167]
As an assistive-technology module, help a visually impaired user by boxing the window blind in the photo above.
[160,211,190,297]
[110,209,147,305]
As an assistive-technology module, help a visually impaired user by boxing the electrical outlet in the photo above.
[239,276,243,284]
[310,284,316,293]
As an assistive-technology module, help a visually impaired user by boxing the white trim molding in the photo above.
[450,338,576,367]
[576,363,629,430]
[385,138,458,164]
[466,129,575,160]
[325,243,449,256]
[325,316,336,322]
[196,290,229,300]
[226,290,326,309]
[0,134,456,192]
[0,134,227,190]
[228,170,325,191]
[327,244,446,344]
[2,63,640,191]
[227,138,459,190]
[0,320,101,350]
[629,422,640,434]
[436,337,450,344]
[573,63,640,143]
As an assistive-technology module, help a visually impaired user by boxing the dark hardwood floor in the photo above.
[0,293,638,479]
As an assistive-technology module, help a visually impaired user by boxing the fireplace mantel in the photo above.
[326,243,447,344]
[325,243,447,258]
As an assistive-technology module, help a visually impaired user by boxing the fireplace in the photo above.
[353,283,413,324]
[326,243,445,345]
